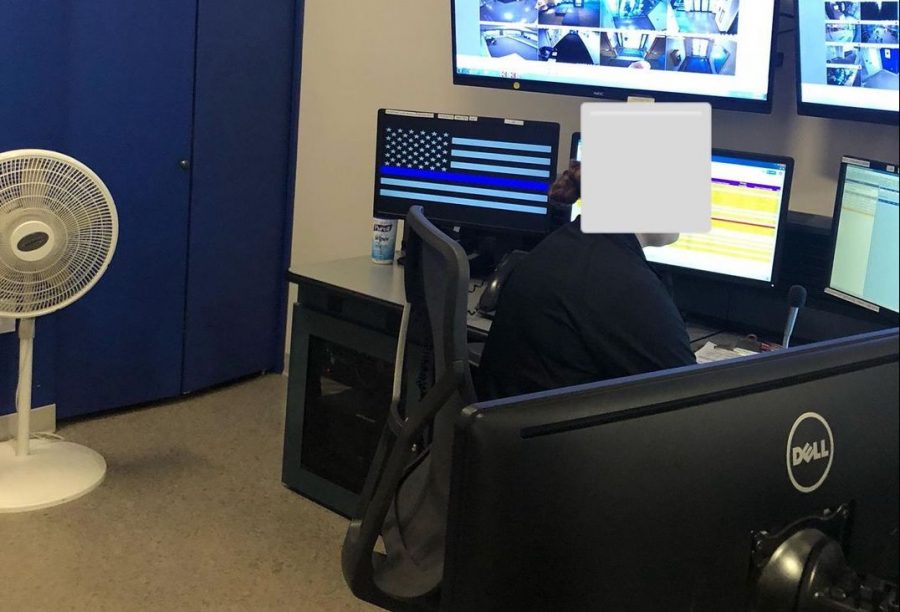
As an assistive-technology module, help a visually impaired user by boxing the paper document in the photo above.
[694,342,757,364]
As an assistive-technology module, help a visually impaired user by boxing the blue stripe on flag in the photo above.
[451,137,552,153]
[380,178,548,202]
[380,166,548,191]
[379,190,547,214]
[450,149,551,166]
[450,161,551,178]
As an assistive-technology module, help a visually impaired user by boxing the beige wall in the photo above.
[290,0,899,268]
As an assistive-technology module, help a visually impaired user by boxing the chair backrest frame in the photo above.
[342,206,476,610]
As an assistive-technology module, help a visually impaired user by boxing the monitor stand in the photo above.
[752,508,898,611]
[397,223,543,276]
[449,226,543,278]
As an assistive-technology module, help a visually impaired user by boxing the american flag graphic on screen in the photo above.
[378,126,552,215]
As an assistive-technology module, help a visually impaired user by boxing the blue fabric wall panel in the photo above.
[181,0,298,392]
[0,2,67,150]
[0,3,68,416]
[52,2,198,417]
[0,321,56,417]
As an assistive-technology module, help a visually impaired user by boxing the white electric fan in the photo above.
[0,149,118,513]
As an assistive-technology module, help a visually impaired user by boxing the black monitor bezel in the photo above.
[371,108,561,236]
[794,6,900,125]
[451,0,781,114]
[825,155,900,318]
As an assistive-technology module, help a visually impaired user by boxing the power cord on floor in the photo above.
[13,361,63,442]
[30,432,65,441]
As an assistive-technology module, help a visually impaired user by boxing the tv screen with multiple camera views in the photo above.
[797,1,900,124]
[452,0,779,112]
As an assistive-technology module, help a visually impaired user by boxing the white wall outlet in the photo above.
[0,318,15,335]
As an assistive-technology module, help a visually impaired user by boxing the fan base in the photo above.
[0,439,106,513]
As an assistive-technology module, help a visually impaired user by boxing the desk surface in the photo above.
[290,255,406,307]
[289,255,494,332]
[289,257,760,346]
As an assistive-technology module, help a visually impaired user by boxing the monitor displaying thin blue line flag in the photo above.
[374,109,560,233]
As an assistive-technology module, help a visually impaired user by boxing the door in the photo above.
[623,32,643,49]
[0,3,67,416]
[691,38,710,57]
[882,48,899,73]
[181,0,299,392]
[4,2,298,417]
[53,2,198,417]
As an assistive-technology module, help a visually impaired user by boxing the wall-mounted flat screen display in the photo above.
[452,1,780,112]
[797,0,900,124]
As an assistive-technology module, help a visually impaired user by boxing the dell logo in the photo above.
[791,441,830,466]
[786,413,835,494]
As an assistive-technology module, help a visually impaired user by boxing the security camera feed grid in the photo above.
[665,36,737,74]
[601,32,668,69]
[480,25,541,60]
[539,28,602,63]
[824,1,900,91]
[478,0,741,74]
[538,0,603,27]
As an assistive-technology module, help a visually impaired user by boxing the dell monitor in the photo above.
[826,156,900,314]
[373,109,560,234]
[570,133,793,286]
[796,1,900,124]
[443,328,899,610]
[452,1,779,112]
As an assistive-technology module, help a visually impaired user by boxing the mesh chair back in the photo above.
[342,206,476,609]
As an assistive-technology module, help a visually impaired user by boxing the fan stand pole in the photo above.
[16,318,35,457]
[0,317,106,513]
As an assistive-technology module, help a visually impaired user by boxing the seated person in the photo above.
[477,161,696,400]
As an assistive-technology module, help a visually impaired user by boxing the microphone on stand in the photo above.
[783,285,807,349]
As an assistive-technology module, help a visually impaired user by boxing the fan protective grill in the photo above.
[0,150,118,318]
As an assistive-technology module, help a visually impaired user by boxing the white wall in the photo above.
[290,0,899,269]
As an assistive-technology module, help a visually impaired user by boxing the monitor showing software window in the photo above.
[827,156,900,313]
[569,135,792,285]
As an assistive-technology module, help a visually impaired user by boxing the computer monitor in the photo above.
[796,0,900,125]
[373,109,560,234]
[452,1,779,113]
[569,133,793,286]
[569,130,581,163]
[826,156,900,314]
[443,329,899,610]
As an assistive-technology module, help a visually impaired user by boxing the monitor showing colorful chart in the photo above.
[569,136,793,285]
[643,151,793,284]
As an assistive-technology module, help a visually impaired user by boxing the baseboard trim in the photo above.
[0,404,57,441]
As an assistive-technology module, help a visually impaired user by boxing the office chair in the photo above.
[342,205,477,611]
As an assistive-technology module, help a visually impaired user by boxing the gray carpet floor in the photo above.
[2,374,376,612]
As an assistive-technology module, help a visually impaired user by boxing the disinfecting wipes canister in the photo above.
[371,218,397,264]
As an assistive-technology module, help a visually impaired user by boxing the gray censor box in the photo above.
[580,102,712,234]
